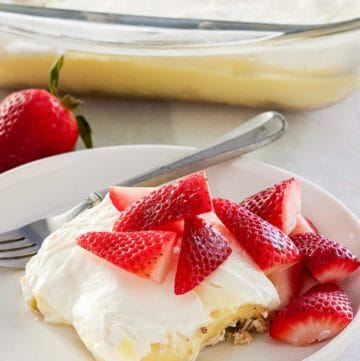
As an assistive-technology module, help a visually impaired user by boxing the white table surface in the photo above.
[0,89,359,360]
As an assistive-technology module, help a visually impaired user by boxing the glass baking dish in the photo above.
[0,3,359,109]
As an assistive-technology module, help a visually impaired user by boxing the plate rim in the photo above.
[0,144,359,361]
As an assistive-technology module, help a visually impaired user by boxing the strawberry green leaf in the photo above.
[61,94,83,111]
[50,55,64,96]
[76,115,93,149]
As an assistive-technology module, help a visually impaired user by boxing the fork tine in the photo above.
[0,238,34,249]
[0,236,25,244]
[0,237,34,251]
[0,229,25,242]
[0,252,37,260]
[0,254,36,268]
[0,242,38,260]
[0,228,38,267]
[0,244,36,253]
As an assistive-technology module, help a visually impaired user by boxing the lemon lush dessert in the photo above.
[1,0,359,109]
[21,172,359,361]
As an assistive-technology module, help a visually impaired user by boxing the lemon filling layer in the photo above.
[1,54,358,109]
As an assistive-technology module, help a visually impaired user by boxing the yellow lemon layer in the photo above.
[1,53,358,109]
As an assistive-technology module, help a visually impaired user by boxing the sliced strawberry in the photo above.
[292,232,360,283]
[290,214,317,237]
[269,283,353,346]
[109,186,184,236]
[113,172,212,232]
[268,262,303,307]
[174,216,232,295]
[240,178,301,234]
[77,231,176,283]
[109,186,155,211]
[213,198,301,274]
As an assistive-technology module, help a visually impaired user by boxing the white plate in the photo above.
[0,145,359,361]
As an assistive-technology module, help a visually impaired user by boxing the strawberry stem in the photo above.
[49,55,64,96]
[76,115,93,149]
[49,56,93,149]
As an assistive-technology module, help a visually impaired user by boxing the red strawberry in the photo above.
[77,231,176,283]
[174,216,232,295]
[292,232,360,283]
[213,198,301,274]
[290,214,317,237]
[269,283,353,346]
[268,262,303,307]
[240,178,301,234]
[109,186,155,211]
[113,172,212,232]
[0,56,92,173]
[109,185,184,236]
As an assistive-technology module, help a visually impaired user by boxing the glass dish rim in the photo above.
[1,3,360,43]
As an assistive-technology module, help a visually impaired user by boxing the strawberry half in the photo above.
[240,178,301,234]
[213,198,301,274]
[292,232,360,283]
[109,185,184,236]
[77,231,176,283]
[174,217,232,295]
[290,214,317,237]
[268,262,303,307]
[109,186,155,211]
[269,283,353,346]
[113,172,212,232]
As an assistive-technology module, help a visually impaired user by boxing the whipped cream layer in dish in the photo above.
[21,196,280,361]
[5,0,360,24]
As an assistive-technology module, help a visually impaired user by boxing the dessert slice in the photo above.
[21,174,280,361]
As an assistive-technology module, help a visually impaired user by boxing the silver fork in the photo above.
[0,111,287,269]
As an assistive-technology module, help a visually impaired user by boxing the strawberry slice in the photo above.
[268,262,303,307]
[269,283,353,346]
[292,232,360,283]
[240,178,301,234]
[213,198,301,274]
[113,172,212,232]
[109,186,184,236]
[174,217,232,295]
[109,186,155,211]
[289,214,317,237]
[77,231,176,283]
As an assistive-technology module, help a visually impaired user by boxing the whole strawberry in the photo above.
[0,56,92,173]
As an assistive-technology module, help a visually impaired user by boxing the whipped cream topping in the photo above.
[22,196,279,361]
[5,0,360,24]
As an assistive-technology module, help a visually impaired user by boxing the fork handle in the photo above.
[58,111,286,224]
